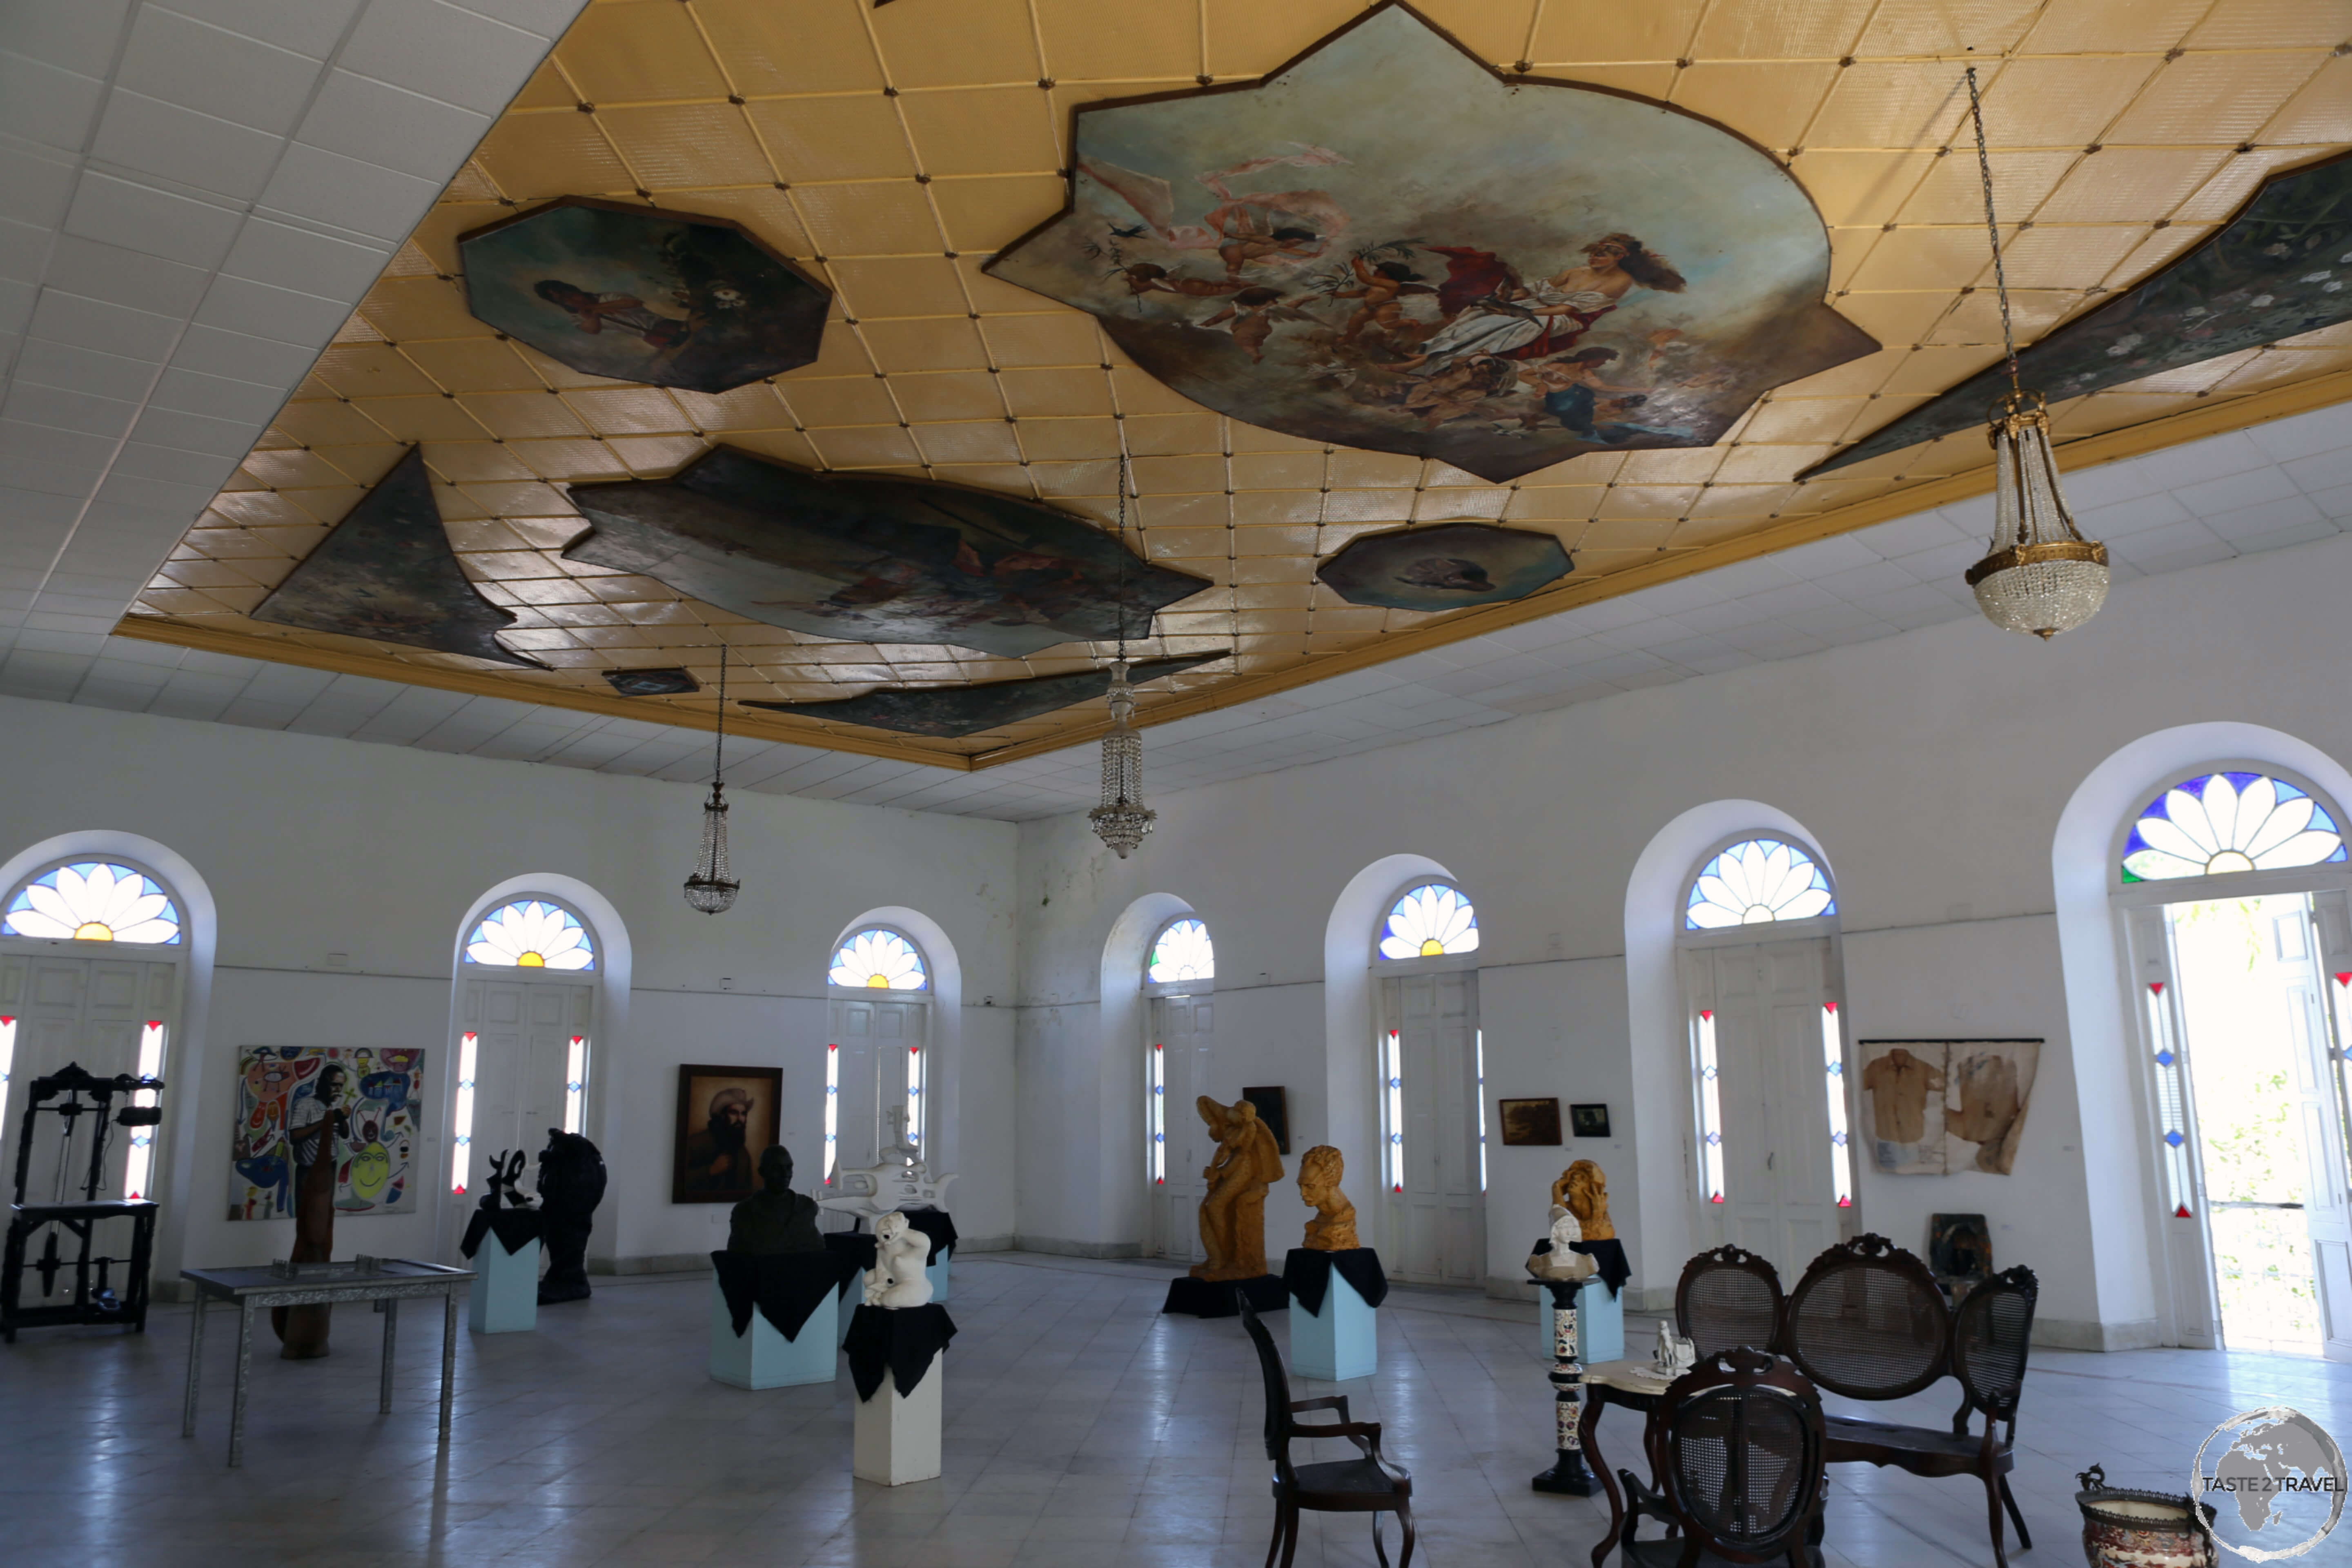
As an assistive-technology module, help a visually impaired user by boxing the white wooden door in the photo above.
[2287,893,2352,1363]
[461,977,590,1186]
[1380,970,1484,1287]
[829,995,927,1176]
[0,953,176,1202]
[2124,904,2221,1349]
[1685,939,1839,1279]
[1148,992,1212,1261]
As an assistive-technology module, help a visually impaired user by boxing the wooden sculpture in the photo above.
[1191,1096,1284,1281]
[1550,1158,1616,1241]
[1296,1145,1358,1251]
[273,1062,349,1358]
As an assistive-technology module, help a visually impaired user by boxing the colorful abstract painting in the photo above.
[987,4,1874,484]
[1316,521,1571,611]
[1817,153,2352,475]
[459,197,831,394]
[252,447,539,667]
[566,446,1209,658]
[229,1047,425,1221]
[744,653,1219,737]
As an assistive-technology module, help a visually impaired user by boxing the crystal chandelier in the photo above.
[1958,65,2107,639]
[1089,457,1156,858]
[682,642,741,914]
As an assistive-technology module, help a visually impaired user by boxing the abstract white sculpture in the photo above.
[820,1106,958,1225]
[863,1211,934,1309]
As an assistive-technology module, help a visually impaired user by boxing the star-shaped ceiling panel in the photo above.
[127,0,2352,771]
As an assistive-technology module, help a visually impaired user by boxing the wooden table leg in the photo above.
[180,1293,205,1437]
[379,1296,398,1414]
[228,1301,254,1468]
[438,1289,456,1445]
[1585,1392,1621,1568]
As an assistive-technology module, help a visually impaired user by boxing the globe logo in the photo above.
[2192,1407,2346,1561]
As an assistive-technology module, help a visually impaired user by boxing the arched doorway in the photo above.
[450,893,601,1214]
[1373,879,1485,1287]
[1143,914,1215,1261]
[825,924,933,1200]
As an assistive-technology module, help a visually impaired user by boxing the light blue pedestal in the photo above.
[709,1276,837,1389]
[467,1236,539,1334]
[925,1252,950,1303]
[1290,1273,1377,1382]
[836,1282,858,1348]
[1538,1278,1622,1362]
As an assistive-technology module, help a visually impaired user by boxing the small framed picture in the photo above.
[1241,1085,1290,1154]
[672,1064,782,1204]
[1498,1098,1562,1146]
[1570,1103,1612,1139]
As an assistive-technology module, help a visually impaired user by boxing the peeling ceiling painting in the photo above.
[988,3,1876,484]
[744,653,1221,738]
[250,448,540,668]
[564,447,1209,659]
[1316,522,1573,612]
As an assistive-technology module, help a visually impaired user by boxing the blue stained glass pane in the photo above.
[2221,770,2264,794]
[1390,1133,1403,1144]
[2164,1129,2185,1147]
[1831,1132,1847,1146]
[1704,1132,1722,1146]
[2155,1050,2175,1067]
[1153,1133,1163,1143]
[1827,1062,1843,1076]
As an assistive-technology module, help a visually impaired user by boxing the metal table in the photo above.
[179,1258,472,1467]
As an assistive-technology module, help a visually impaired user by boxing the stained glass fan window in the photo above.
[2120,771,2347,882]
[1147,918,1214,984]
[1379,884,1479,959]
[1686,839,1835,929]
[831,929,927,990]
[466,900,595,970]
[3,862,181,944]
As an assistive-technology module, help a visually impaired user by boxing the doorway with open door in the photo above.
[1373,880,1486,1289]
[2118,767,2352,1361]
[824,926,931,1228]
[1144,915,1214,1263]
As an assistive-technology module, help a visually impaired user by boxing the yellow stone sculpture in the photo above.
[1191,1095,1285,1281]
[1296,1145,1358,1251]
[1551,1158,1616,1241]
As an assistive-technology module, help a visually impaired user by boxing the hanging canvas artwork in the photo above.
[987,3,1874,483]
[1856,1039,2040,1176]
[458,197,832,394]
[229,1047,425,1220]
[744,653,1220,737]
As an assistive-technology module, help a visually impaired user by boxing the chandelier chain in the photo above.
[1964,66,2021,394]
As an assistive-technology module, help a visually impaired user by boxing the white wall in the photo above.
[0,697,1018,1291]
[1011,528,2352,1346]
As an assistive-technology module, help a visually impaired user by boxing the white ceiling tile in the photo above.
[2245,407,2352,466]
[110,440,237,490]
[2107,519,2222,560]
[2229,521,2340,556]
[341,0,554,116]
[62,172,246,270]
[295,70,492,182]
[1851,512,1966,558]
[2127,540,2238,575]
[432,0,586,40]
[2284,447,2352,497]
[146,365,287,425]
[3,1,132,76]
[12,339,165,402]
[163,0,359,58]
[130,404,266,460]
[2202,494,2325,541]
[2,383,140,439]
[2076,490,2190,538]
[89,91,286,201]
[0,218,49,286]
[169,321,319,384]
[45,236,213,317]
[221,217,393,301]
[27,290,181,363]
[2302,479,2352,522]
[1771,535,1883,575]
[257,143,439,244]
[2174,464,2302,518]
[2138,431,2274,490]
[0,51,107,154]
[116,6,323,136]
[1813,561,1917,600]
[192,273,352,347]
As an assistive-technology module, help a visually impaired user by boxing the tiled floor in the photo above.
[2,1253,2345,1567]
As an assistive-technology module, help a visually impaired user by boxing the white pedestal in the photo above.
[708,1276,837,1390]
[1538,1277,1622,1362]
[852,1354,943,1484]
[467,1236,539,1334]
[1288,1272,1376,1381]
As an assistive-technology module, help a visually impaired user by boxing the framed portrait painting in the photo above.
[672,1064,781,1203]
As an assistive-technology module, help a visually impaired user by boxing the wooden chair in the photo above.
[1619,1347,1827,1568]
[1237,1293,1415,1568]
[1675,1243,1786,1358]
[1786,1240,2037,1568]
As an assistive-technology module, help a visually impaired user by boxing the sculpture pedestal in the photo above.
[467,1234,540,1334]
[845,1303,956,1486]
[925,1254,949,1303]
[1530,1276,1594,1497]
[1536,1276,1620,1363]
[824,1233,876,1347]
[708,1275,835,1390]
[1162,1274,1287,1318]
[1289,1271,1376,1381]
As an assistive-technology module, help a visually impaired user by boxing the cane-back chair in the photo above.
[1619,1347,1827,1568]
[1675,1243,1786,1359]
[1237,1294,1415,1568]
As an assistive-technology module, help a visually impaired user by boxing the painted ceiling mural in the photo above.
[563,448,1207,659]
[988,6,1877,483]
[123,0,2352,769]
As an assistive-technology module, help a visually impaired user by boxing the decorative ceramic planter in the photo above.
[2074,1465,2216,1568]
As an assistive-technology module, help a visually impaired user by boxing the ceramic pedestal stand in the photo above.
[1282,1247,1386,1382]
[1529,1276,1594,1495]
[845,1301,956,1487]
[707,1252,841,1390]
[460,1207,543,1336]
[1535,1276,1621,1363]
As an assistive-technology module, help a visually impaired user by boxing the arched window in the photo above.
[1684,838,1836,929]
[463,899,596,970]
[1377,883,1479,959]
[830,928,928,990]
[1147,918,1214,985]
[2120,770,2348,882]
[2,861,182,944]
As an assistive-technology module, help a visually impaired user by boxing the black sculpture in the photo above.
[727,1146,824,1256]
[2,1062,164,1342]
[535,1128,607,1306]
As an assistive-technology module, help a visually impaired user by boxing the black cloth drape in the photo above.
[845,1302,957,1401]
[710,1250,854,1342]
[460,1206,544,1261]
[1162,1273,1288,1317]
[1281,1247,1390,1314]
[823,1231,878,1300]
[1529,1236,1632,1299]
[898,1207,957,1261]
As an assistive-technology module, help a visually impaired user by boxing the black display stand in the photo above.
[2,1061,164,1343]
[1162,1273,1289,1317]
[1281,1247,1389,1314]
[845,1301,957,1401]
[711,1250,854,1342]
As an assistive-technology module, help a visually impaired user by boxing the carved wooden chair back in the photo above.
[1675,1243,1786,1359]
[1782,1235,1950,1401]
[1642,1347,1826,1567]
[1239,1288,1301,1476]
[1950,1265,2038,1435]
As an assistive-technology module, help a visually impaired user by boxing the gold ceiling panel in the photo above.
[123,0,2352,770]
